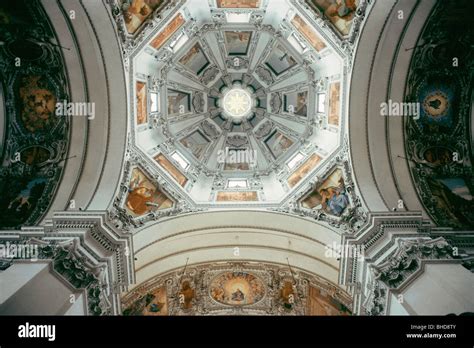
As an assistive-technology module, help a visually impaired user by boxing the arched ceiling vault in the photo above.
[0,0,129,231]
[41,0,129,214]
[349,0,474,230]
[132,210,343,289]
[0,1,71,229]
[349,0,437,215]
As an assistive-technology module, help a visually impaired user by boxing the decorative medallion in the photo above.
[209,272,265,306]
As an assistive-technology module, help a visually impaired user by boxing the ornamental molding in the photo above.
[0,212,134,315]
[362,237,461,316]
[372,238,457,289]
[255,65,274,85]
[226,57,250,70]
[339,211,467,315]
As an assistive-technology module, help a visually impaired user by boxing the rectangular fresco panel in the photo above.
[308,0,358,36]
[223,148,252,171]
[264,130,294,159]
[301,168,349,216]
[224,161,250,171]
[136,81,147,125]
[150,13,185,49]
[122,0,166,34]
[264,45,297,76]
[125,168,173,217]
[287,154,322,188]
[179,43,210,75]
[154,154,188,186]
[291,14,326,52]
[180,130,210,159]
[216,191,258,201]
[328,82,340,126]
[306,286,351,315]
[224,31,252,55]
[284,91,309,117]
[167,89,190,115]
[216,0,260,8]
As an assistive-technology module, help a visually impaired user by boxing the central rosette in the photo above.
[219,83,256,124]
[223,88,251,117]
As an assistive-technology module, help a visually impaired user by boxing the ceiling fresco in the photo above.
[404,0,474,230]
[120,0,171,34]
[107,0,370,233]
[304,0,359,38]
[121,262,352,315]
[0,0,70,229]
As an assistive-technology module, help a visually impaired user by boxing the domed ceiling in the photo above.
[108,0,368,231]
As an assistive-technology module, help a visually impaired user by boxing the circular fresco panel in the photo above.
[209,272,265,306]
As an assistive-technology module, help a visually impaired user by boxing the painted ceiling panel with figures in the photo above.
[121,261,352,315]
[0,0,70,230]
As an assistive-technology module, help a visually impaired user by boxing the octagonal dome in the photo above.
[123,0,351,217]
